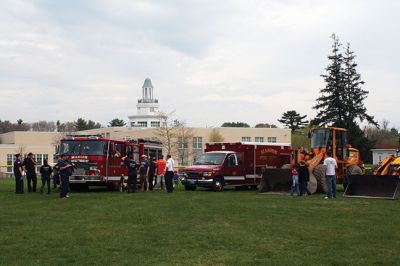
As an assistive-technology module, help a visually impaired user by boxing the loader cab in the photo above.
[311,128,348,160]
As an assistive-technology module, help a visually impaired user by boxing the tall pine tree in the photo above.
[342,43,377,127]
[313,34,346,127]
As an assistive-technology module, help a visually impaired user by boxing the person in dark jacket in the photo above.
[40,159,53,194]
[147,157,156,191]
[23,152,37,192]
[14,154,24,194]
[57,154,74,199]
[298,160,311,196]
[123,154,139,193]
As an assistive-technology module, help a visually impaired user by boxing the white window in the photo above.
[151,121,160,127]
[242,137,251,142]
[137,121,148,127]
[7,154,16,173]
[255,137,264,143]
[193,137,203,149]
[130,122,135,127]
[268,137,277,143]
[150,107,155,112]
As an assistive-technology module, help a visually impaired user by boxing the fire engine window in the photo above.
[114,143,124,157]
[227,154,238,167]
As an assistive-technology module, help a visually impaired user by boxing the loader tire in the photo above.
[344,165,363,190]
[314,165,328,193]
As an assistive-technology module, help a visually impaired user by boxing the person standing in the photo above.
[123,154,138,193]
[290,169,299,196]
[155,155,167,190]
[14,154,24,194]
[57,154,73,199]
[324,151,338,199]
[139,155,149,192]
[147,157,156,191]
[165,154,175,193]
[23,152,37,192]
[298,161,311,196]
[39,159,53,194]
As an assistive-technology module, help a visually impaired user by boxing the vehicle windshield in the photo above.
[194,153,226,165]
[311,129,332,148]
[59,140,106,156]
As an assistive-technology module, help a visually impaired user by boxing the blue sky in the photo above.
[0,0,399,128]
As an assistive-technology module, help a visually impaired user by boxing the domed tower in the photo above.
[128,78,163,128]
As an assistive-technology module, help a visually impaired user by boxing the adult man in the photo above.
[13,154,24,194]
[298,160,311,196]
[23,152,37,192]
[323,151,338,199]
[147,157,156,191]
[155,155,167,190]
[39,159,53,194]
[165,154,175,193]
[139,155,149,191]
[57,154,74,199]
[123,154,138,193]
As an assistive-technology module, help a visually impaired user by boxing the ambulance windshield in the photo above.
[194,153,226,165]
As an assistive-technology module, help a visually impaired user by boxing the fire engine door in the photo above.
[223,153,245,185]
[108,143,125,178]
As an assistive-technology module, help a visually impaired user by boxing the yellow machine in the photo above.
[260,127,363,194]
[344,153,400,199]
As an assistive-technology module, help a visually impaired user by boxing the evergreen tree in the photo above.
[108,118,126,127]
[313,34,345,127]
[277,110,308,132]
[342,43,377,126]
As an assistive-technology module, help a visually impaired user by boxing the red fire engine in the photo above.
[57,135,162,189]
[181,142,292,191]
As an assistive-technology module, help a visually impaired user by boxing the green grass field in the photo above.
[1,179,399,266]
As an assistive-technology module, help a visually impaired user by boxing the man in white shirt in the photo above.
[323,151,338,199]
[165,155,175,193]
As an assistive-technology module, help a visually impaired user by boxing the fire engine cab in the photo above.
[57,135,162,189]
[181,142,292,191]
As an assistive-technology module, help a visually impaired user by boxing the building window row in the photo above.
[268,137,277,143]
[7,153,49,173]
[151,121,160,127]
[193,137,202,149]
[242,137,251,142]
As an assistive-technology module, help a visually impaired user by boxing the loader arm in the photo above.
[374,154,395,175]
[306,152,325,171]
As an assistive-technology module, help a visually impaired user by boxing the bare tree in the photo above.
[154,111,176,156]
[174,120,195,165]
[31,121,56,132]
[208,128,224,142]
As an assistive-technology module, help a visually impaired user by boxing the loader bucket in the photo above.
[259,168,292,193]
[343,174,400,200]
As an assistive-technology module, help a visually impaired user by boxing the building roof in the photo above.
[142,78,153,88]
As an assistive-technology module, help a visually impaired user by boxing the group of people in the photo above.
[290,151,338,199]
[122,154,175,193]
[13,152,74,199]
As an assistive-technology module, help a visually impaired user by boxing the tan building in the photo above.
[0,131,60,177]
[0,127,291,176]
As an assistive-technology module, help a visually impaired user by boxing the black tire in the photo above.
[344,164,363,189]
[212,178,224,192]
[184,185,197,191]
[313,165,328,193]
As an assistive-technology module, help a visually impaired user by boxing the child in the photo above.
[290,169,299,196]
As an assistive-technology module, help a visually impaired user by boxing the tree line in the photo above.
[0,118,127,133]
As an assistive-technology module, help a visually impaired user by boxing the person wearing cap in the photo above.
[13,153,24,194]
[39,159,53,194]
[290,168,299,196]
[122,154,139,193]
[139,155,149,191]
[298,160,311,196]
[57,154,74,199]
[23,152,37,192]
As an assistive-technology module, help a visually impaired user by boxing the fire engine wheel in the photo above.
[213,178,224,192]
[344,165,363,189]
[184,185,197,191]
[313,165,328,193]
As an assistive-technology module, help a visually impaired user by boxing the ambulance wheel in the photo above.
[213,178,224,192]
[185,185,197,191]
